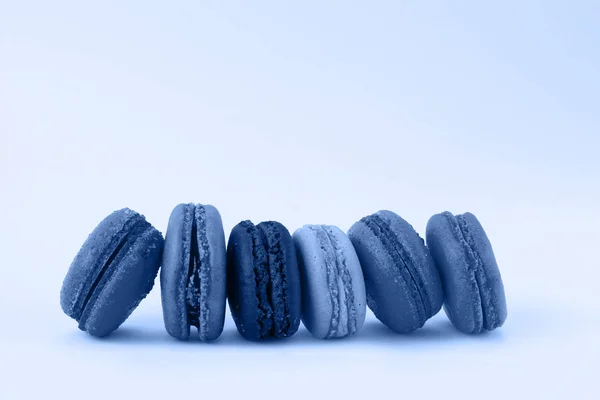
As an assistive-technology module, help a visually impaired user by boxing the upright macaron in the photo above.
[293,225,366,339]
[426,212,507,334]
[60,208,164,337]
[160,203,227,341]
[348,210,443,333]
[227,220,301,341]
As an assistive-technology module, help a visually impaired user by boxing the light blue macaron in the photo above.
[293,225,367,339]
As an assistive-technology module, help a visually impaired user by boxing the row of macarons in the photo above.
[60,204,507,341]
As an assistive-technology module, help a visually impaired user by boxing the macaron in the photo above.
[227,220,301,341]
[160,203,227,341]
[293,225,366,339]
[426,212,507,334]
[348,210,443,333]
[60,208,164,337]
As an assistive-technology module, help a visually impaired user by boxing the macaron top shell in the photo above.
[426,212,507,334]
[227,220,301,341]
[293,225,366,339]
[160,203,227,341]
[348,210,443,333]
[60,208,164,337]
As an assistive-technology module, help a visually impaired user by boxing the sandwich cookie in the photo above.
[348,210,443,333]
[293,225,366,339]
[426,212,507,334]
[227,220,301,341]
[60,208,164,337]
[161,203,227,341]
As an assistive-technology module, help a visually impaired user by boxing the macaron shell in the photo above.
[293,226,335,339]
[460,212,507,330]
[200,204,227,340]
[160,204,191,339]
[60,208,141,320]
[79,225,163,337]
[226,223,262,340]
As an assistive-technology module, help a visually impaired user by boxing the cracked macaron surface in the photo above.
[348,210,443,333]
[293,225,366,339]
[226,220,301,341]
[160,203,227,341]
[60,208,164,337]
[426,212,507,334]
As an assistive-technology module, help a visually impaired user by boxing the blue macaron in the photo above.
[160,203,227,341]
[348,210,443,333]
[293,225,366,339]
[426,212,507,334]
[60,208,164,337]
[227,220,301,341]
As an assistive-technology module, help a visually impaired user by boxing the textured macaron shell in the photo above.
[426,212,507,334]
[160,203,227,341]
[227,221,301,341]
[348,210,443,333]
[293,225,366,339]
[60,208,164,337]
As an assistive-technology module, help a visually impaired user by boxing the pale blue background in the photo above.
[1,1,598,399]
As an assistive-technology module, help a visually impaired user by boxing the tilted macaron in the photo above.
[348,210,443,333]
[227,220,301,341]
[160,203,227,341]
[293,225,366,339]
[60,208,164,337]
[426,212,507,334]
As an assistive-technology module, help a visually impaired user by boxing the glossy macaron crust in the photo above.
[160,203,227,341]
[348,210,443,333]
[60,208,164,337]
[227,220,301,341]
[426,212,507,334]
[293,225,366,339]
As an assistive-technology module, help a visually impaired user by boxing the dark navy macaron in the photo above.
[60,208,164,337]
[227,220,301,341]
[348,210,443,333]
[426,212,507,334]
[160,203,227,341]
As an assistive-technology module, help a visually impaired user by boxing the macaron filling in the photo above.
[309,225,357,337]
[241,221,273,338]
[450,213,497,331]
[262,223,291,337]
[361,214,430,324]
[185,205,211,333]
[240,221,292,339]
[76,216,150,322]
